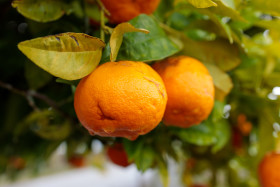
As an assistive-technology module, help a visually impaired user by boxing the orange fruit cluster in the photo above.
[259,152,280,187]
[100,0,161,23]
[74,56,214,139]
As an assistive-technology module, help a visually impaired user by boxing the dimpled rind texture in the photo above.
[100,0,161,23]
[259,152,280,187]
[74,61,167,140]
[152,56,215,128]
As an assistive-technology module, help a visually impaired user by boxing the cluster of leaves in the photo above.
[1,0,280,186]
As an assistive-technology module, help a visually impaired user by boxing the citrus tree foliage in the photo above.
[1,0,280,186]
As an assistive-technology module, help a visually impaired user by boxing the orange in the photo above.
[107,143,131,167]
[74,61,167,140]
[152,56,214,128]
[100,0,161,23]
[259,152,280,187]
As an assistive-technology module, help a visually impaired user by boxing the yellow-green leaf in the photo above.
[255,19,280,31]
[110,22,149,62]
[12,0,66,22]
[183,38,241,71]
[205,63,233,97]
[18,33,105,80]
[26,110,71,140]
[251,0,280,16]
[209,1,244,21]
[175,0,217,8]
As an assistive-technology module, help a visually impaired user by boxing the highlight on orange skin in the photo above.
[74,61,167,140]
[100,0,161,23]
[152,56,215,128]
[259,151,280,187]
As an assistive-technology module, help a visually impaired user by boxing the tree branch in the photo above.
[0,80,76,124]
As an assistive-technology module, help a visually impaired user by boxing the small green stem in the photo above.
[275,134,280,153]
[96,0,110,16]
[103,25,113,34]
[100,8,105,41]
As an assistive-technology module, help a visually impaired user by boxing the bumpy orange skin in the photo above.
[152,56,214,128]
[259,152,280,187]
[107,143,130,167]
[101,0,161,23]
[74,61,167,140]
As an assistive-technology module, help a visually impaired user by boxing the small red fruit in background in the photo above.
[237,114,252,136]
[9,157,25,170]
[68,155,85,168]
[258,151,280,187]
[190,185,208,187]
[106,143,131,167]
[232,127,242,150]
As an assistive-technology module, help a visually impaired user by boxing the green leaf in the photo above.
[136,147,155,171]
[251,0,280,16]
[69,0,84,19]
[185,29,216,41]
[182,38,240,71]
[56,78,79,86]
[109,22,149,62]
[212,120,230,153]
[18,32,105,80]
[12,0,66,22]
[123,139,156,171]
[202,12,235,43]
[211,101,225,123]
[255,19,280,31]
[170,102,230,151]
[177,0,244,21]
[186,0,217,8]
[24,60,52,90]
[174,123,217,146]
[218,0,236,9]
[85,1,106,22]
[154,0,174,21]
[123,139,144,162]
[265,73,280,87]
[205,63,233,97]
[257,108,276,162]
[209,0,244,21]
[20,110,71,140]
[102,14,180,63]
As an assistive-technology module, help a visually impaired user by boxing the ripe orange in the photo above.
[259,152,280,187]
[100,0,161,23]
[74,61,167,140]
[107,143,131,167]
[152,56,214,128]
